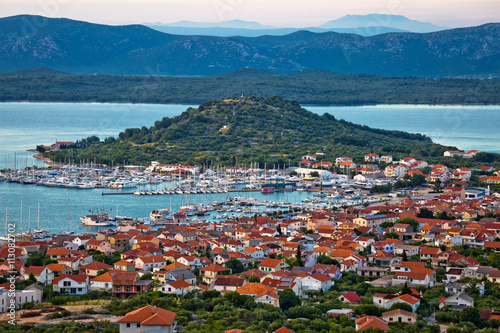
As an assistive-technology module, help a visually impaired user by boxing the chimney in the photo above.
[153,306,157,313]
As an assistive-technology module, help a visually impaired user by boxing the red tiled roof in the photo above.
[118,305,176,326]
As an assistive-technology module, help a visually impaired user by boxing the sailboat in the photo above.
[32,203,50,239]
[0,208,10,242]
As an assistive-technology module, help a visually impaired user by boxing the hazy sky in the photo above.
[3,0,500,28]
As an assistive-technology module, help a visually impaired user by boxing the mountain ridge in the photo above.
[1,15,499,78]
[319,14,447,32]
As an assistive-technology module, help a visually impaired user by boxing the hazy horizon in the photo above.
[3,0,500,29]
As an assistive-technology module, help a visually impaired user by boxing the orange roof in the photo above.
[163,262,190,270]
[390,294,420,305]
[400,262,425,268]
[329,249,353,258]
[118,305,176,326]
[45,263,69,272]
[258,258,283,268]
[91,272,114,282]
[382,308,417,318]
[114,260,135,266]
[168,279,192,289]
[25,266,46,274]
[80,261,112,270]
[200,263,229,272]
[355,316,389,331]
[273,327,293,333]
[138,255,166,264]
[235,282,278,297]
[46,248,70,255]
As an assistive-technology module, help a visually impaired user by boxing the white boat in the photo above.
[150,208,172,221]
[80,211,114,226]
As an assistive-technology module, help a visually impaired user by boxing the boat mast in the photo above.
[28,205,31,231]
[20,199,23,234]
[37,202,40,230]
[67,199,70,234]
[5,207,7,237]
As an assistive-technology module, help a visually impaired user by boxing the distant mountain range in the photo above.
[145,14,445,37]
[319,14,447,32]
[1,15,499,78]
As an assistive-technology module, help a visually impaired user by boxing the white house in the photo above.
[439,293,474,310]
[242,247,265,259]
[156,280,192,296]
[365,154,380,162]
[385,165,407,178]
[53,274,90,295]
[135,255,167,272]
[0,284,43,312]
[90,271,114,291]
[176,255,201,269]
[301,273,334,292]
[23,266,53,285]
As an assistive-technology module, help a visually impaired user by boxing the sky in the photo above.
[2,0,500,28]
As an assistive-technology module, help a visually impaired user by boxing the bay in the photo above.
[306,104,500,154]
[0,102,195,170]
[0,102,499,235]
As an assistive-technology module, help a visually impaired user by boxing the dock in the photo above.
[101,192,135,195]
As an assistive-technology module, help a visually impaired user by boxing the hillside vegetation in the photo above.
[45,96,454,167]
[1,68,500,105]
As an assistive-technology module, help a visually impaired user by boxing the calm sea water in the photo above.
[307,104,500,154]
[0,102,195,170]
[0,181,313,236]
[0,102,499,234]
[1,103,498,171]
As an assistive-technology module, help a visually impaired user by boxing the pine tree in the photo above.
[297,246,304,267]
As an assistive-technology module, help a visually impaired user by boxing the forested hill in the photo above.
[46,96,454,167]
[2,68,500,105]
[1,15,500,77]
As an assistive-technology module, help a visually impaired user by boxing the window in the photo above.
[126,323,130,328]
[137,323,140,328]
[63,281,71,287]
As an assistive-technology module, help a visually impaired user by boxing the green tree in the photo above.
[459,307,480,325]
[395,217,420,231]
[388,302,413,313]
[27,273,37,284]
[383,232,400,240]
[278,289,301,311]
[225,258,245,274]
[296,246,304,267]
[417,208,434,219]
[380,221,395,229]
[317,255,339,265]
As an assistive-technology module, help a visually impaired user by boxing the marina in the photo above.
[0,164,383,237]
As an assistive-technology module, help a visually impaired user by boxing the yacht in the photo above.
[150,208,172,221]
[80,212,115,226]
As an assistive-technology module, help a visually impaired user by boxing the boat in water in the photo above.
[80,210,115,226]
[150,208,173,221]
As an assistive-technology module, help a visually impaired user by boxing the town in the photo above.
[0,149,499,333]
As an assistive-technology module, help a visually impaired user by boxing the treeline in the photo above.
[1,68,500,105]
[45,96,459,167]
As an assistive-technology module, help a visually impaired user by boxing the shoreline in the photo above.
[28,150,53,165]
[1,100,500,108]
